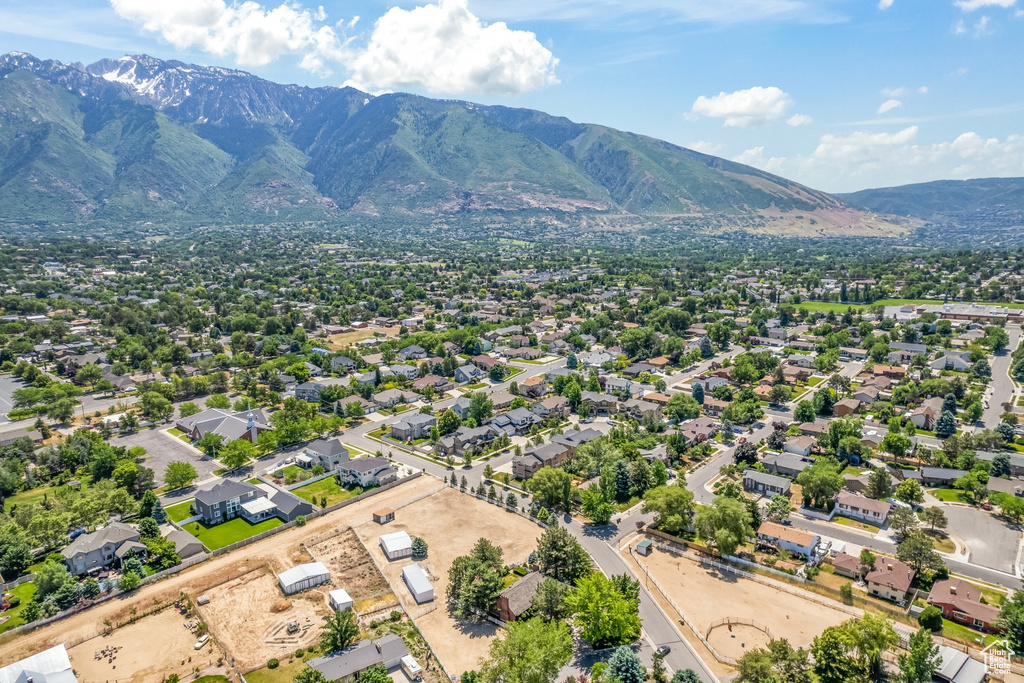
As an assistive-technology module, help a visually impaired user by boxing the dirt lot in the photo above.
[0,475,441,671]
[326,326,400,351]
[626,544,851,653]
[309,528,394,615]
[67,607,227,683]
[353,487,543,676]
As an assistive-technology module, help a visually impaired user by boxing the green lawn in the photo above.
[3,477,95,512]
[180,517,283,551]
[244,655,313,683]
[292,477,363,507]
[0,582,37,634]
[166,500,195,522]
[834,516,881,533]
[193,677,231,683]
[462,383,487,390]
[806,376,825,387]
[939,618,992,646]
[928,488,968,503]
[614,496,641,512]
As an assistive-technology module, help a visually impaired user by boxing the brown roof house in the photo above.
[836,492,891,525]
[864,556,915,602]
[495,571,545,622]
[928,579,1003,633]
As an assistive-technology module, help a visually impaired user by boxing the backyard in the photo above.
[166,500,195,522]
[0,582,37,635]
[180,516,283,551]
[291,477,363,507]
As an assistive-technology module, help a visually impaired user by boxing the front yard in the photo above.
[834,516,881,534]
[180,516,282,551]
[928,488,968,503]
[291,477,364,507]
[166,500,195,522]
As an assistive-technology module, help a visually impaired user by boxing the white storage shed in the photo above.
[278,561,330,595]
[402,564,434,604]
[329,588,354,611]
[380,531,413,561]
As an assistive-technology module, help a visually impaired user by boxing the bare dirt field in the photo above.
[352,488,543,676]
[309,528,395,617]
[627,544,851,651]
[199,567,327,672]
[326,326,399,351]
[67,607,227,683]
[0,475,440,670]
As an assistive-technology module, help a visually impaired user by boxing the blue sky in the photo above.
[0,0,1021,192]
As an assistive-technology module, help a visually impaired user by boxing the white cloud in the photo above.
[881,86,906,97]
[974,14,991,34]
[111,0,558,95]
[733,146,786,172]
[877,99,903,114]
[343,0,558,95]
[918,85,929,94]
[878,0,894,9]
[110,0,349,75]
[691,86,793,128]
[955,18,968,32]
[787,114,813,127]
[687,140,725,155]
[955,0,1016,11]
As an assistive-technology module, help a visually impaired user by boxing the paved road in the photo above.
[983,325,1022,428]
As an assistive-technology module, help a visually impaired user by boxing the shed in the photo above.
[401,654,423,680]
[402,564,434,603]
[329,588,354,611]
[373,508,395,525]
[380,531,413,561]
[278,561,330,595]
[636,539,653,556]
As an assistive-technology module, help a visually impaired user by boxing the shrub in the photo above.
[370,620,378,628]
[918,605,943,632]
[268,659,280,669]
[295,649,305,658]
[390,610,402,622]
[296,515,307,527]
[8,596,21,608]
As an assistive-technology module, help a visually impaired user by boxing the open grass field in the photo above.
[180,516,284,551]
[353,486,543,676]
[291,477,362,506]
[326,326,400,351]
[794,298,1024,314]
[0,475,441,673]
[627,542,851,656]
[67,606,227,683]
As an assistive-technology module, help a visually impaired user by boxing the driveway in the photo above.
[110,427,220,486]
[941,505,1020,573]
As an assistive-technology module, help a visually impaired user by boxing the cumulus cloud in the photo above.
[687,140,725,155]
[733,146,786,173]
[110,0,558,95]
[955,0,1016,11]
[878,0,894,9]
[877,99,902,114]
[787,114,813,127]
[343,0,558,95]
[881,86,906,97]
[691,86,793,128]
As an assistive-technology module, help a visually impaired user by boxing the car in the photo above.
[738,437,746,444]
[608,419,617,426]
[982,502,992,510]
[655,645,671,656]
[733,427,741,434]
[754,421,765,428]
[584,417,594,423]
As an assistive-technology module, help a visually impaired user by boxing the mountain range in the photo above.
[0,52,917,235]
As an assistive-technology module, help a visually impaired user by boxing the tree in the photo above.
[935,410,956,439]
[179,402,201,418]
[897,628,940,683]
[468,392,494,423]
[532,577,572,621]
[295,668,330,683]
[478,618,573,683]
[0,526,33,577]
[671,671,701,683]
[664,394,700,422]
[864,468,893,499]
[897,530,944,573]
[164,461,198,489]
[699,336,714,358]
[197,432,224,458]
[536,524,591,584]
[889,506,920,538]
[565,572,641,647]
[358,665,390,683]
[608,646,645,683]
[692,383,705,405]
[812,626,855,683]
[764,494,793,524]
[448,542,504,618]
[580,485,615,524]
[796,459,844,509]
[921,507,947,531]
[1000,589,1024,654]
[813,388,835,416]
[642,485,695,535]
[694,496,751,556]
[118,571,142,592]
[138,517,160,539]
[411,537,428,560]
[320,608,359,653]
[1001,495,1024,523]
[220,439,255,470]
[528,467,572,509]
[47,397,76,424]
[769,384,793,405]
[734,441,758,467]
[918,605,943,632]
[881,432,913,460]
[793,401,816,423]
[894,479,924,505]
[736,638,812,683]
[205,393,231,409]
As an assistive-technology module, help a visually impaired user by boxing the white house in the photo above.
[930,352,972,372]
[402,564,434,603]
[756,521,820,558]
[836,492,891,524]
[380,531,413,561]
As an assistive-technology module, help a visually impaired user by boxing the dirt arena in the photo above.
[67,607,227,683]
[353,487,543,676]
[626,542,851,650]
[0,475,441,670]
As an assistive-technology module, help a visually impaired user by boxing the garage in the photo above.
[402,564,434,604]
[278,561,331,595]
[380,531,413,561]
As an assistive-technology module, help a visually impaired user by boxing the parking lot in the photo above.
[942,505,1021,573]
[0,374,25,422]
[110,427,219,486]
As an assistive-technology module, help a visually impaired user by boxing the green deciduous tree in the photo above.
[694,496,751,556]
[164,460,198,489]
[565,572,641,648]
[320,608,359,653]
[642,484,695,535]
[478,618,573,683]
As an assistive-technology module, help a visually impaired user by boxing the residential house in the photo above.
[761,452,813,478]
[193,480,267,525]
[930,352,972,372]
[337,457,398,488]
[331,356,357,373]
[852,386,880,404]
[411,374,451,393]
[928,579,1002,632]
[295,377,347,403]
[703,398,729,418]
[308,636,411,683]
[472,354,501,372]
[621,398,662,422]
[799,420,830,438]
[373,389,417,408]
[678,417,718,446]
[491,407,541,435]
[919,467,967,488]
[550,428,603,455]
[512,443,571,479]
[165,528,204,559]
[532,396,571,419]
[864,556,916,602]
[834,398,862,417]
[787,355,817,369]
[691,375,730,393]
[783,436,815,457]
[62,522,142,576]
[300,437,351,471]
[911,397,944,430]
[397,345,428,361]
[304,361,324,378]
[334,395,376,415]
[506,347,543,360]
[434,425,500,456]
[581,391,619,415]
[839,347,870,361]
[388,364,420,380]
[604,376,642,397]
[976,450,1024,477]
[391,414,436,441]
[756,522,819,558]
[454,365,484,383]
[830,552,864,579]
[490,390,516,411]
[451,396,473,421]
[623,363,657,378]
[495,572,545,622]
[520,375,549,398]
[835,492,891,524]
[743,470,791,496]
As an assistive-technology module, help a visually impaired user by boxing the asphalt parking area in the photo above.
[942,505,1020,573]
[110,427,219,486]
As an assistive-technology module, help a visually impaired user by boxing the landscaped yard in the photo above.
[928,488,968,503]
[292,477,364,507]
[923,529,956,553]
[3,476,94,511]
[834,516,881,533]
[180,516,282,551]
[806,376,825,386]
[165,500,195,522]
[0,582,37,634]
[939,618,994,647]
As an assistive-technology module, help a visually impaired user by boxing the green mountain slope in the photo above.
[839,178,1024,217]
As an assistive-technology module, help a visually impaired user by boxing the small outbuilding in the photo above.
[373,508,395,525]
[636,539,653,556]
[380,531,413,561]
[279,561,331,595]
[402,564,434,604]
[329,588,354,611]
